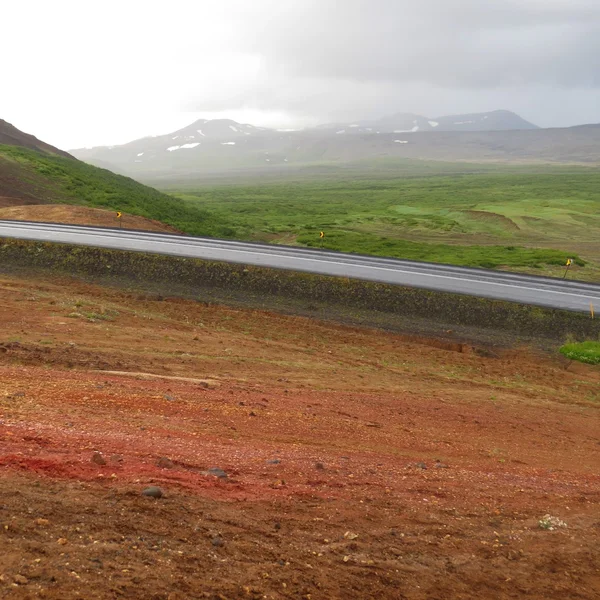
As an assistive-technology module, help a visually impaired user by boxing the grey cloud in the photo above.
[245,0,600,88]
[187,0,600,127]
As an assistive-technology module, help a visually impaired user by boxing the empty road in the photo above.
[1,220,599,313]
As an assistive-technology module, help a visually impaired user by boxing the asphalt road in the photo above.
[1,220,600,313]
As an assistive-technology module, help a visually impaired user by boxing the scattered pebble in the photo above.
[207,468,228,479]
[157,457,175,469]
[539,515,567,530]
[315,462,325,470]
[415,462,427,470]
[211,536,224,547]
[13,575,28,585]
[91,452,107,466]
[142,486,163,499]
[266,459,281,465]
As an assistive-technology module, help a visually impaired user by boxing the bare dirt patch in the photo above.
[0,204,181,233]
[463,210,521,231]
[0,273,599,599]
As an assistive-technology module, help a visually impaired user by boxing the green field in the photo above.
[170,170,600,280]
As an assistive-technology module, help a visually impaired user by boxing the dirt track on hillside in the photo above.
[0,273,598,599]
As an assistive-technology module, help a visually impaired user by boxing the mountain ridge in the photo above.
[317,109,539,135]
[69,110,600,183]
[0,119,73,159]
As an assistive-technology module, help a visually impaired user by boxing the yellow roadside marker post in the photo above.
[116,211,123,229]
[320,231,325,249]
[591,303,595,319]
[563,258,573,279]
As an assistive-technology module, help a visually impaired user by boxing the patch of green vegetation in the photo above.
[296,230,575,269]
[67,309,118,322]
[0,145,232,237]
[171,172,599,273]
[559,341,600,365]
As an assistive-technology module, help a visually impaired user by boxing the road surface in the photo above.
[1,220,599,313]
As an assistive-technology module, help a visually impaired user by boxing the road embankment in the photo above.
[1,238,599,347]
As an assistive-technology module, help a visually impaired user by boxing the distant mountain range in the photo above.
[68,110,600,183]
[316,109,539,134]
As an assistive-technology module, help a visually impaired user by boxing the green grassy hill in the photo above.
[0,145,232,236]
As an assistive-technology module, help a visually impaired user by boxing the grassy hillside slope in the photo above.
[0,145,231,236]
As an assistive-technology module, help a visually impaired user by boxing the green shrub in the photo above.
[559,341,600,365]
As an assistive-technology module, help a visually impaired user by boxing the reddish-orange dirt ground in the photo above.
[0,272,599,599]
[0,205,180,233]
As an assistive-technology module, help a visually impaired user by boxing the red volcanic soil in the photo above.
[0,204,181,233]
[0,273,598,599]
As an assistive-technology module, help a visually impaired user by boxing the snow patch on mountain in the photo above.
[394,126,419,133]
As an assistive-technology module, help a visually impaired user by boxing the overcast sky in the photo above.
[2,0,600,149]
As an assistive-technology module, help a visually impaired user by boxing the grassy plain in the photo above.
[171,169,600,280]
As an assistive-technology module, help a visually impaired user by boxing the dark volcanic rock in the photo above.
[142,486,163,499]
